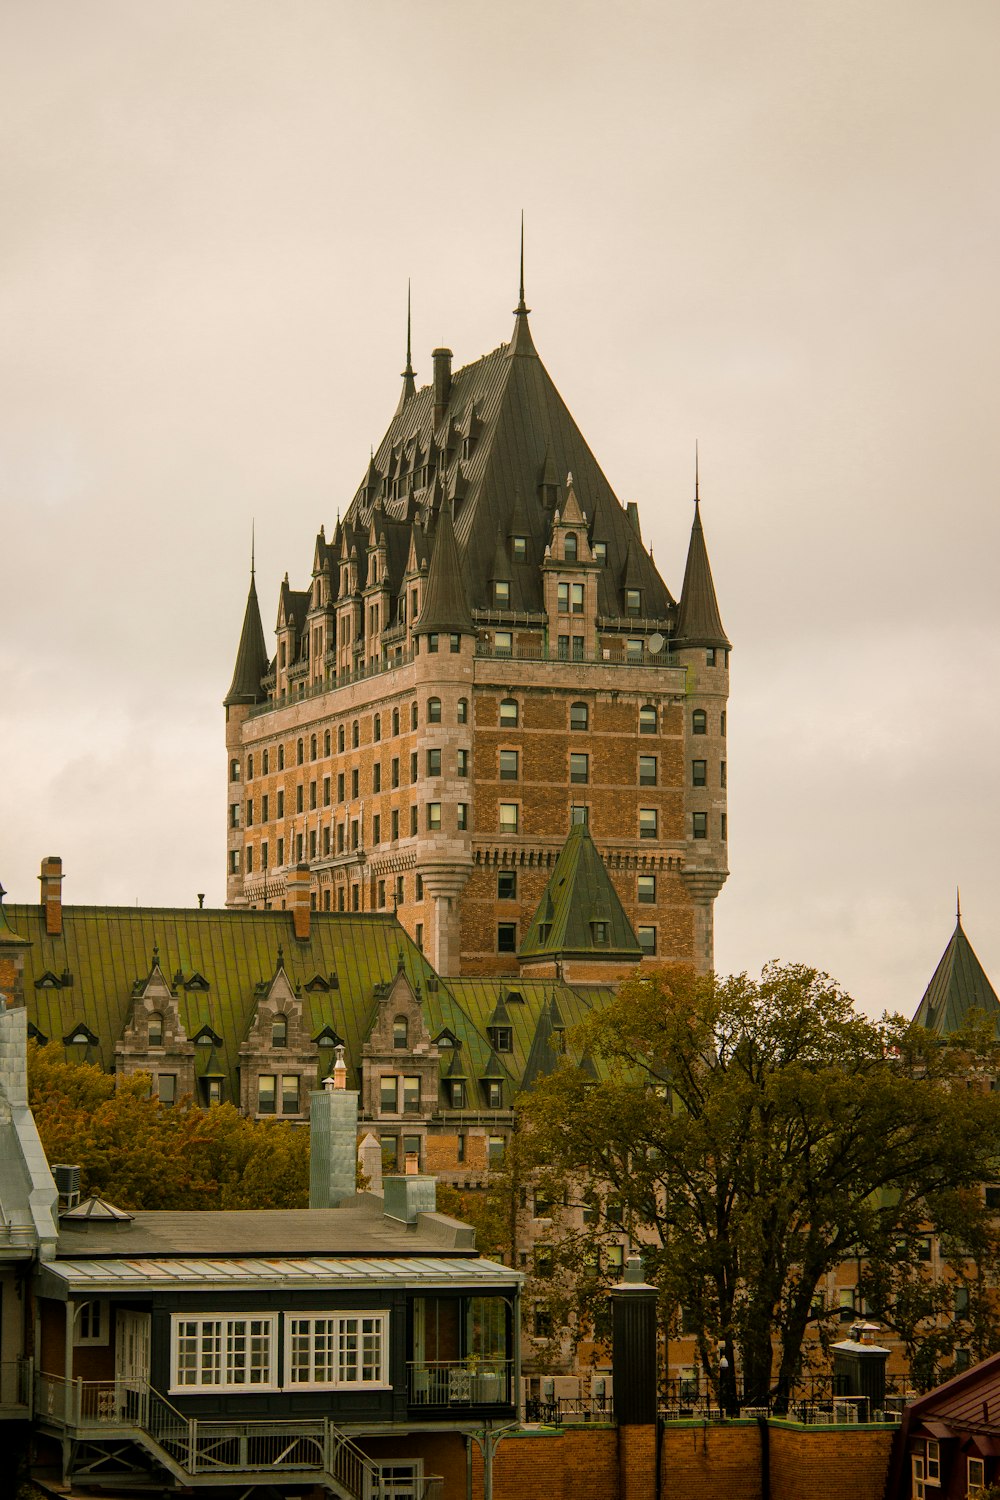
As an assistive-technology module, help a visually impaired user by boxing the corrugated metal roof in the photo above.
[43,1253,520,1293]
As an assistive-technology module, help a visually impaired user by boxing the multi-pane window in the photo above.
[173,1315,277,1392]
[625,589,641,616]
[282,1076,300,1114]
[427,697,442,724]
[564,532,578,562]
[499,698,518,727]
[402,1076,421,1113]
[639,808,658,839]
[692,760,707,787]
[380,1076,398,1113]
[494,580,510,606]
[457,749,468,777]
[373,764,381,792]
[285,1313,389,1389]
[427,749,441,776]
[427,803,441,830]
[494,630,513,655]
[638,874,656,904]
[569,753,589,784]
[457,698,469,724]
[258,1074,300,1115]
[497,923,517,953]
[499,803,519,833]
[497,870,517,900]
[570,805,588,826]
[570,702,589,731]
[499,750,519,781]
[557,582,570,614]
[693,812,708,839]
[638,926,656,955]
[457,803,468,831]
[639,705,657,735]
[692,709,707,734]
[639,755,657,786]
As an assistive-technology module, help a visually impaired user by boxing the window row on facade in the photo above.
[171,1310,388,1393]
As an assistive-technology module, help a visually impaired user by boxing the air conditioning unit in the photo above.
[53,1164,81,1211]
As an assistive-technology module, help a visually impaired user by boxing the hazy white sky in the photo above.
[3,0,999,1018]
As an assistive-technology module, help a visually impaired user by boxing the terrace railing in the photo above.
[407,1359,513,1407]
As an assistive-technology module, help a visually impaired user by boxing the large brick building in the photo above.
[224,267,730,977]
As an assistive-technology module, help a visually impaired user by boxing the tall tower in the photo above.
[224,551,271,907]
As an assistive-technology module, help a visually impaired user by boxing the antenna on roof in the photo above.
[515,212,530,317]
[957,886,962,923]
[251,519,256,577]
[694,442,700,505]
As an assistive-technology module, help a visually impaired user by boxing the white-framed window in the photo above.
[171,1314,278,1392]
[286,1312,389,1390]
[968,1456,985,1494]
[366,1461,422,1500]
[925,1439,940,1485]
[912,1453,926,1500]
[74,1299,109,1347]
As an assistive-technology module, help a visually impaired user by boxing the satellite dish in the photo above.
[647,632,665,655]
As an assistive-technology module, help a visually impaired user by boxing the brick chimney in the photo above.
[285,863,311,940]
[39,856,63,937]
[432,347,452,428]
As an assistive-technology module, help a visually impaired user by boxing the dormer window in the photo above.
[272,1016,288,1048]
[593,541,607,564]
[489,1026,513,1053]
[393,1016,408,1049]
[625,589,642,616]
[484,1080,503,1109]
[494,580,510,606]
[564,533,578,562]
[512,536,527,561]
[590,921,609,945]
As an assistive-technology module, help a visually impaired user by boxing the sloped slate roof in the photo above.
[415,502,475,635]
[444,977,617,1094]
[341,310,676,621]
[518,823,643,962]
[224,571,271,706]
[674,499,730,649]
[911,915,1000,1037]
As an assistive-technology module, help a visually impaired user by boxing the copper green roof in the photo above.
[414,501,475,636]
[444,977,618,1094]
[911,914,1000,1038]
[674,498,730,650]
[518,823,642,962]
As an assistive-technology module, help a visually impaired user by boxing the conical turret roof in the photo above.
[224,568,270,706]
[674,500,729,649]
[415,502,475,636]
[911,909,1000,1038]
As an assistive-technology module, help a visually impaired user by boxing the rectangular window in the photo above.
[557,582,569,613]
[230,803,240,829]
[457,749,468,777]
[246,799,254,827]
[494,580,510,606]
[638,874,656,904]
[639,755,657,786]
[499,749,519,781]
[276,837,284,866]
[352,769,359,798]
[427,749,441,776]
[296,833,304,861]
[570,804,589,825]
[639,808,658,839]
[637,925,656,955]
[693,811,708,839]
[309,782,317,810]
[427,632,439,653]
[408,806,417,836]
[285,1313,388,1390]
[571,582,584,614]
[296,785,304,813]
[410,752,418,783]
[257,1075,276,1114]
[277,789,285,817]
[245,845,254,873]
[402,1076,420,1113]
[380,1076,398,1114]
[497,923,517,953]
[968,1457,985,1495]
[157,1074,176,1106]
[499,803,519,833]
[692,760,707,787]
[494,630,513,655]
[720,761,727,788]
[426,802,441,831]
[557,634,569,660]
[391,758,400,789]
[625,589,641,616]
[172,1314,277,1392]
[261,794,269,822]
[415,922,423,952]
[372,813,381,845]
[351,818,359,849]
[570,752,589,784]
[627,638,643,661]
[572,635,584,660]
[512,536,527,560]
[497,870,517,900]
[373,764,381,793]
[75,1299,109,1346]
[281,1075,300,1114]
[391,809,399,841]
[323,777,331,806]
[457,803,468,831]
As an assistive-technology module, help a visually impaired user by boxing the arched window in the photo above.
[271,1016,288,1048]
[499,698,518,728]
[570,702,589,732]
[564,532,578,562]
[427,697,442,725]
[374,713,381,742]
[393,1016,408,1049]
[324,729,331,756]
[148,1012,163,1047]
[692,709,707,735]
[296,739,304,765]
[411,703,419,731]
[338,725,345,753]
[639,705,657,735]
[457,698,469,725]
[310,734,317,761]
[392,708,400,736]
[262,749,269,775]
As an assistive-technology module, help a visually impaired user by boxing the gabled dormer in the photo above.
[361,968,441,1122]
[541,474,600,658]
[238,953,313,1119]
[116,950,195,1100]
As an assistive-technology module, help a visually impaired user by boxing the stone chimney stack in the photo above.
[39,856,63,937]
[432,347,452,428]
[285,863,311,940]
[309,1047,359,1208]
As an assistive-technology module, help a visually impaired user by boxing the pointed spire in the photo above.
[224,545,270,707]
[395,281,417,414]
[674,464,730,650]
[912,904,1000,1037]
[508,213,536,358]
[957,886,962,924]
[415,501,475,636]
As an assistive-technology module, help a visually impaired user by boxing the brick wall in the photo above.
[662,1421,763,1500]
[768,1423,894,1500]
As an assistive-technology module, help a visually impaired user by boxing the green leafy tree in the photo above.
[518,963,1000,1408]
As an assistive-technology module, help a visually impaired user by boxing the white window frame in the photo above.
[74,1299,110,1347]
[170,1314,278,1393]
[968,1456,985,1495]
[365,1460,422,1500]
[925,1439,940,1485]
[285,1312,390,1391]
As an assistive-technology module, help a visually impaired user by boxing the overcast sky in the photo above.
[3,0,999,1019]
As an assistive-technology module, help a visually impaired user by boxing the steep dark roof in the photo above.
[911,913,1000,1037]
[674,499,729,649]
[224,571,270,707]
[341,307,676,620]
[415,503,475,636]
[519,824,642,962]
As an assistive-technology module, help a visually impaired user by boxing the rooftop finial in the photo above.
[694,441,700,505]
[251,519,256,577]
[957,887,962,923]
[396,281,417,412]
[515,212,530,317]
[406,278,413,370]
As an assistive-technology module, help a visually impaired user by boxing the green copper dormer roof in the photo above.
[522,995,565,1089]
[519,823,642,962]
[674,497,730,650]
[911,908,1000,1038]
[415,502,475,636]
[224,567,270,707]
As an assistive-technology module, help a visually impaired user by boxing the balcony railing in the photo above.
[248,648,417,718]
[0,1357,31,1414]
[407,1360,513,1407]
[475,641,682,670]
